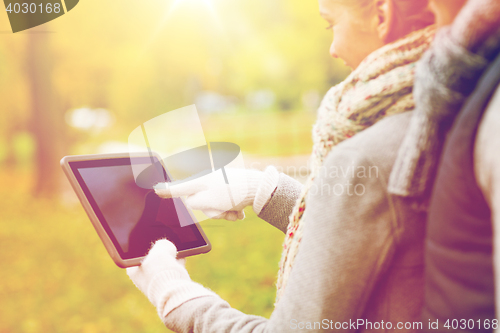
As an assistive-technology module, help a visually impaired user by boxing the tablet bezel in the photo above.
[60,152,211,268]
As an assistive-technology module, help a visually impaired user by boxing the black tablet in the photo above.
[61,152,211,268]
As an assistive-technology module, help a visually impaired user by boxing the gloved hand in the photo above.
[126,239,216,319]
[154,166,279,221]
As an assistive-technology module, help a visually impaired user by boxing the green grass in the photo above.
[0,170,285,333]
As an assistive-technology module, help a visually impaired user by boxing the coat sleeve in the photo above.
[162,145,398,333]
[257,173,303,234]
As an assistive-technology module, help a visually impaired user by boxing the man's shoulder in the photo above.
[480,83,500,130]
[475,83,500,196]
[475,83,500,165]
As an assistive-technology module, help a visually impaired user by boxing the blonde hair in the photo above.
[336,0,434,41]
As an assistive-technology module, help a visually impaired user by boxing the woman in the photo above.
[127,0,435,331]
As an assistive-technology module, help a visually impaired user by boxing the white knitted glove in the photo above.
[126,239,217,319]
[155,166,280,221]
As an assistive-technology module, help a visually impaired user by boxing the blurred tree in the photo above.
[0,0,351,187]
[26,26,63,197]
[0,33,29,168]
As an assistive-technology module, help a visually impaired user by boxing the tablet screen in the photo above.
[69,156,208,260]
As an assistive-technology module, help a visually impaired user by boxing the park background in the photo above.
[0,0,349,332]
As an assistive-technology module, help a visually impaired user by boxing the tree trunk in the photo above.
[26,27,62,198]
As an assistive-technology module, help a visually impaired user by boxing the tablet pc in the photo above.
[61,152,211,268]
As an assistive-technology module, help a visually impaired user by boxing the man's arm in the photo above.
[474,84,500,319]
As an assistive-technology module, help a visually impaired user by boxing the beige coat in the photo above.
[163,111,428,332]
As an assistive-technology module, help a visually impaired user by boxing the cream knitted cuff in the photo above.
[148,270,217,319]
[253,166,280,215]
[240,169,266,208]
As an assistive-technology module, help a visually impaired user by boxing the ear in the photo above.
[374,0,395,42]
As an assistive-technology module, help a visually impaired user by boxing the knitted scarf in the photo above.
[389,0,500,199]
[275,26,436,301]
